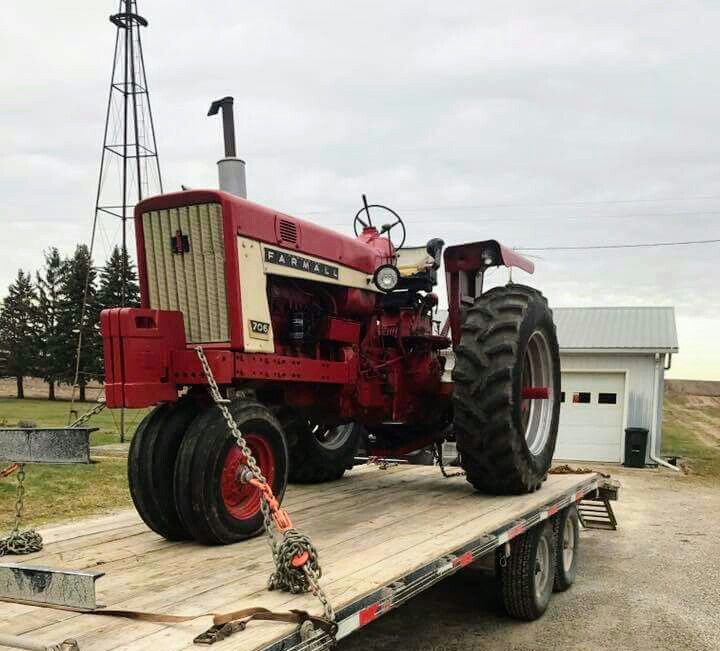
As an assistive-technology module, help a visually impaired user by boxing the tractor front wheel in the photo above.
[452,284,561,494]
[128,396,200,541]
[174,400,288,544]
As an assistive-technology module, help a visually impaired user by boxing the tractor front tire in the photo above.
[452,284,561,494]
[279,410,360,483]
[174,400,288,544]
[128,396,199,541]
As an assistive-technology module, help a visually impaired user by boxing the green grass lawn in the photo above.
[0,397,149,446]
[0,398,150,528]
[662,396,720,480]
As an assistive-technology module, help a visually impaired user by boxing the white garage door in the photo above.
[554,371,626,462]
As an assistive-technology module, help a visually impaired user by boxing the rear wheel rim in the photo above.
[220,434,275,520]
[311,423,353,451]
[521,330,555,455]
[562,516,576,572]
[534,535,551,599]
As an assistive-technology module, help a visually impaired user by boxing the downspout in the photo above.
[649,352,681,472]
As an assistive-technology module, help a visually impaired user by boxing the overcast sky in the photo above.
[2,1,719,380]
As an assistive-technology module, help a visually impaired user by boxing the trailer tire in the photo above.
[128,397,199,541]
[174,400,288,544]
[279,410,360,483]
[498,521,556,621]
[553,504,579,592]
[452,284,561,494]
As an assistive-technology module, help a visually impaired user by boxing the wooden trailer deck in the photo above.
[0,465,603,651]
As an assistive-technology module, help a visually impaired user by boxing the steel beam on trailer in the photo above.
[0,563,104,610]
[0,428,95,464]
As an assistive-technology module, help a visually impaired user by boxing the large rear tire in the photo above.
[128,396,200,541]
[279,409,360,483]
[452,284,561,494]
[174,400,288,544]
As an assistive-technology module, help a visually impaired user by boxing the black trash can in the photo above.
[624,427,649,468]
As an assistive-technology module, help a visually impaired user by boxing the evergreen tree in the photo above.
[58,245,100,402]
[36,248,65,400]
[0,270,40,399]
[97,246,140,309]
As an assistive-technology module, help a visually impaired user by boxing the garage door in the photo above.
[554,371,626,462]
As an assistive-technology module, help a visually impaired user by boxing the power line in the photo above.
[301,194,720,215]
[309,209,720,228]
[516,238,720,251]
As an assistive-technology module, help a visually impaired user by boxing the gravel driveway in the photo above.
[341,466,720,651]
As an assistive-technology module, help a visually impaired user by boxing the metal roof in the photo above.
[553,306,678,353]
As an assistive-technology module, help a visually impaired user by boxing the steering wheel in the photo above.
[353,194,406,252]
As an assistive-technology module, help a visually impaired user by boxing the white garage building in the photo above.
[553,306,678,464]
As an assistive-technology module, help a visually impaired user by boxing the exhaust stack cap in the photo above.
[208,96,247,198]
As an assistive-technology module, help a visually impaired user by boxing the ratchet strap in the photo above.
[0,601,336,646]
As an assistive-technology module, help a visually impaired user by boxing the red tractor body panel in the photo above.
[101,190,533,456]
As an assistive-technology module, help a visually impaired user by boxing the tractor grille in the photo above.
[141,203,229,343]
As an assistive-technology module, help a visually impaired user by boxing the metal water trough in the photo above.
[0,427,95,465]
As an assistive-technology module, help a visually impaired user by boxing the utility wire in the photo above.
[516,238,720,251]
[301,195,720,215]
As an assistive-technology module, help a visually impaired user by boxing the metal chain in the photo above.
[69,399,107,428]
[194,347,335,622]
[0,398,104,558]
[433,442,465,479]
[0,465,43,557]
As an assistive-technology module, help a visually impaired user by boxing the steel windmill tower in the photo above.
[70,0,162,438]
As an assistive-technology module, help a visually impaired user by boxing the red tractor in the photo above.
[101,101,561,546]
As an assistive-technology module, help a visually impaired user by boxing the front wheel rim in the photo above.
[521,329,555,455]
[220,434,276,521]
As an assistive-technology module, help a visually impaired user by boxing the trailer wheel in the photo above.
[174,400,288,544]
[452,284,561,494]
[279,410,360,483]
[128,396,199,540]
[553,504,579,592]
[499,521,556,621]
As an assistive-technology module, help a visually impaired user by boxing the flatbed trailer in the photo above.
[0,465,617,651]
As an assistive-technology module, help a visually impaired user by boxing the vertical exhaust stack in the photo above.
[208,96,247,198]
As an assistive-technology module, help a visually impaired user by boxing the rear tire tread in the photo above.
[452,284,561,495]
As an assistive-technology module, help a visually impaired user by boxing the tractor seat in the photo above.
[395,238,444,290]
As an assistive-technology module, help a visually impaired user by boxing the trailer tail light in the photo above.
[101,308,186,408]
[140,203,229,344]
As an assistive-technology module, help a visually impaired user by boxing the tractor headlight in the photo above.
[373,264,400,292]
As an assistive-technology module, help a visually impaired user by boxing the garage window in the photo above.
[598,392,617,404]
[573,392,591,404]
